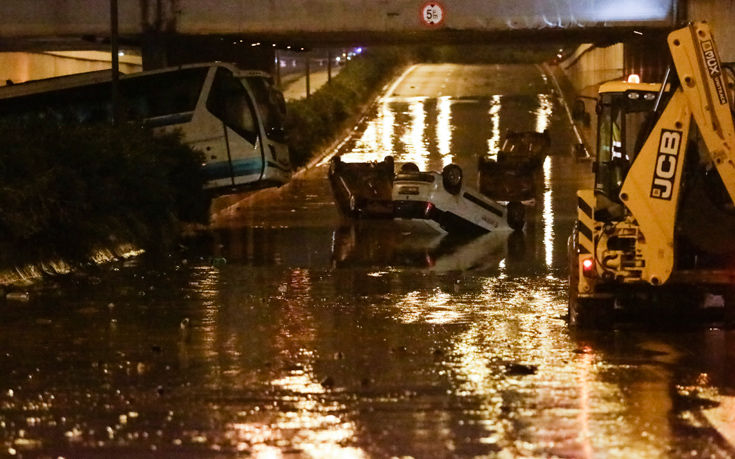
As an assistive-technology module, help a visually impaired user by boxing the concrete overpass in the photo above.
[0,0,681,50]
[1,0,735,94]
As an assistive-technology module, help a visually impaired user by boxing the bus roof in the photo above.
[0,62,246,101]
[0,70,117,100]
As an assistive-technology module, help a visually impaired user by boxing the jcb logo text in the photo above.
[650,129,682,200]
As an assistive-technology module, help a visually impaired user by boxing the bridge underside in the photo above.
[0,26,672,53]
[0,0,678,51]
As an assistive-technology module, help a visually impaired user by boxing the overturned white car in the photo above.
[392,163,525,235]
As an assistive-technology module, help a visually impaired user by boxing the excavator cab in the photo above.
[594,82,662,203]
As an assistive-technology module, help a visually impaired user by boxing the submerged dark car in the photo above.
[328,155,394,218]
[478,129,551,204]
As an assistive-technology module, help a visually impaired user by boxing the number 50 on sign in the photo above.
[421,2,444,26]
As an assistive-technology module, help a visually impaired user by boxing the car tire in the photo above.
[442,164,463,194]
[400,162,420,173]
[507,201,525,231]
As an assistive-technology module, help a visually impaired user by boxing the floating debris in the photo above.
[6,291,30,303]
[505,363,538,375]
[211,257,227,267]
[179,318,191,342]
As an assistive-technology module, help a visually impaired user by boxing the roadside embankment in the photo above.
[284,47,410,169]
[0,121,209,284]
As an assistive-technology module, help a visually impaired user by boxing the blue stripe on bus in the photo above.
[203,158,264,180]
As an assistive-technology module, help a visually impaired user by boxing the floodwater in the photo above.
[1,63,735,458]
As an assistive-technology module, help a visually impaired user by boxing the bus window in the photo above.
[207,68,259,145]
[121,68,207,122]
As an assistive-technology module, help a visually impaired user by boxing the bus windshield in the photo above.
[245,75,287,142]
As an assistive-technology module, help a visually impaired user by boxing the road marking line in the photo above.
[703,395,735,449]
[383,64,418,100]
[539,63,588,158]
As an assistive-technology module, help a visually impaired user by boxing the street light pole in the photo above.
[305,55,310,99]
[110,0,120,126]
[327,49,332,83]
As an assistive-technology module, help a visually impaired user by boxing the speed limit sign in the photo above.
[420,1,444,27]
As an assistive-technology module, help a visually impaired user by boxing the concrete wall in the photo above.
[561,43,624,93]
[0,51,142,86]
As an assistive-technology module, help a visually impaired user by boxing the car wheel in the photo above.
[442,164,463,194]
[507,201,525,231]
[400,162,420,173]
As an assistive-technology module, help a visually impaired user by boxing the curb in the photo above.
[541,62,591,159]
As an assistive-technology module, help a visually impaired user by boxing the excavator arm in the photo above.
[618,21,735,285]
[671,22,735,194]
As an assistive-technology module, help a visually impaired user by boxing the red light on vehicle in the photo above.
[582,258,594,273]
[424,202,434,216]
[626,74,641,84]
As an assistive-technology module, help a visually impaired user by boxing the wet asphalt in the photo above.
[1,63,734,458]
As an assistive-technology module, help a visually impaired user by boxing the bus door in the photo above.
[201,67,264,190]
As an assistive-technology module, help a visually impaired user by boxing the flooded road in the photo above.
[2,63,735,457]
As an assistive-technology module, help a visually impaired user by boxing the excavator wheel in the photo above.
[567,233,614,329]
[572,297,614,330]
[567,235,581,325]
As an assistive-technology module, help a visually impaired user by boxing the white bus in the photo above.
[0,62,292,193]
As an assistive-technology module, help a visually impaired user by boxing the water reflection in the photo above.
[11,64,712,457]
[338,91,553,180]
[334,79,562,275]
[487,95,502,160]
[331,221,526,272]
[437,96,453,166]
